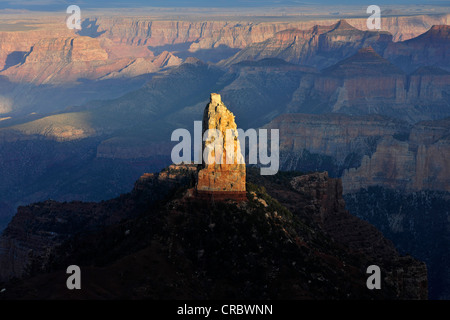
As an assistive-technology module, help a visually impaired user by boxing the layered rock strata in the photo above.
[196,93,246,201]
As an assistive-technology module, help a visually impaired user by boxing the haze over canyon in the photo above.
[0,3,449,300]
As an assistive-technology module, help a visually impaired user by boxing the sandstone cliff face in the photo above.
[339,14,450,42]
[264,114,450,194]
[0,15,447,99]
[315,47,407,111]
[1,36,133,84]
[197,93,246,195]
[384,25,450,72]
[286,47,450,123]
[0,13,447,85]
[0,18,74,70]
[90,14,449,52]
[264,113,409,173]
[342,118,450,193]
[21,37,109,63]
[221,20,393,69]
[342,137,417,193]
[406,67,450,103]
[0,19,183,86]
[222,21,450,77]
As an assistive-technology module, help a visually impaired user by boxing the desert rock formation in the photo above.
[196,93,246,200]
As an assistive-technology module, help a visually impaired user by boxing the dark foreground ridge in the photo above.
[0,165,427,299]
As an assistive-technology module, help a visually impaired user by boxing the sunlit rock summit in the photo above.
[196,93,246,201]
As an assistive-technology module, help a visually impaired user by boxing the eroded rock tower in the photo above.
[196,93,246,201]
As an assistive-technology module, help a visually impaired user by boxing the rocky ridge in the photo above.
[0,165,428,299]
[0,36,183,84]
[222,21,450,75]
[220,20,393,69]
[91,14,449,51]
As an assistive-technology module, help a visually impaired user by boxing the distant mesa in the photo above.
[196,93,247,201]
